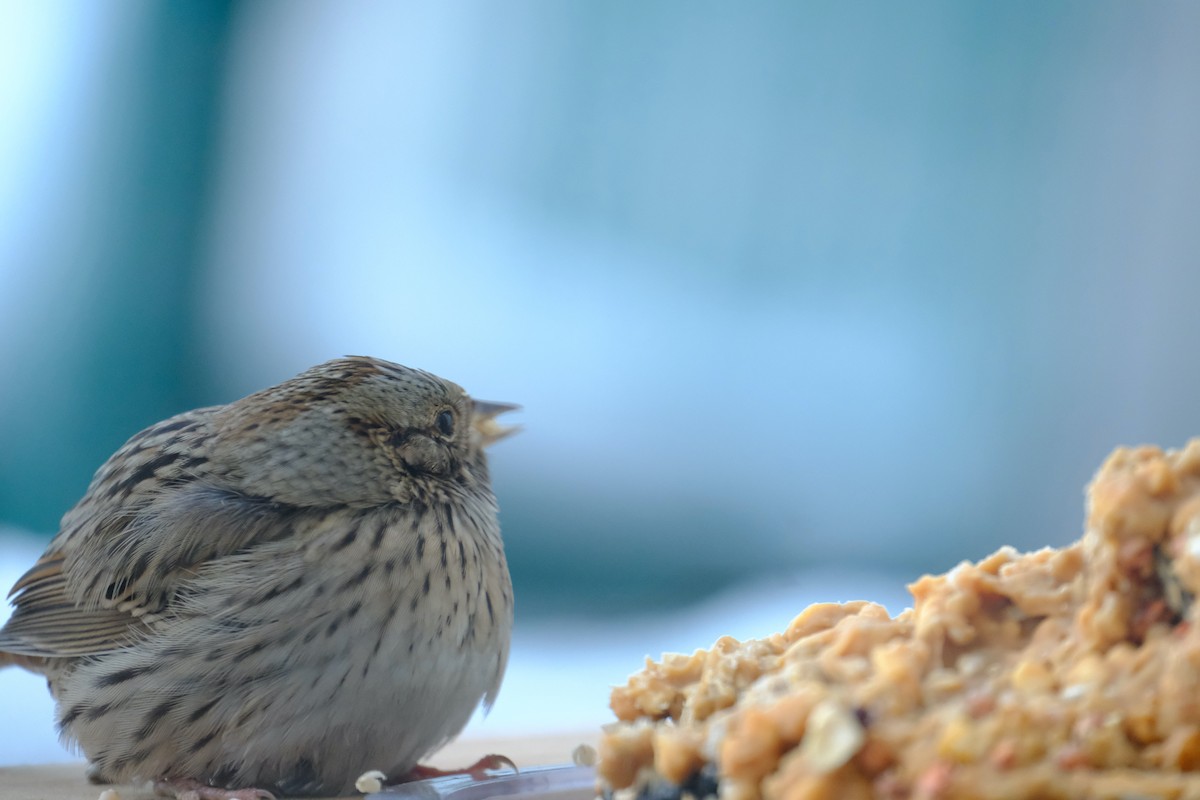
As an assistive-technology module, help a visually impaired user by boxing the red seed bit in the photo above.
[1054,744,1089,771]
[914,761,954,799]
[989,739,1017,770]
[964,689,996,719]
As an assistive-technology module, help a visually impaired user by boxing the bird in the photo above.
[0,356,519,799]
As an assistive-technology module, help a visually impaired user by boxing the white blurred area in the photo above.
[3,0,1200,766]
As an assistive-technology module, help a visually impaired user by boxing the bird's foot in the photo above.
[154,777,277,800]
[403,754,518,781]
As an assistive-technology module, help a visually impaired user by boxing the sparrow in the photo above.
[0,356,518,798]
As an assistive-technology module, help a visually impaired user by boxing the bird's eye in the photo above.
[436,410,455,437]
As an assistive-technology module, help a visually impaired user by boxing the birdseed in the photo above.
[598,440,1200,799]
[354,769,387,793]
[573,743,598,767]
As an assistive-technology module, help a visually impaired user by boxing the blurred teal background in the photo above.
[3,2,1200,624]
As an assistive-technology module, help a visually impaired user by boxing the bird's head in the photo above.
[210,356,518,507]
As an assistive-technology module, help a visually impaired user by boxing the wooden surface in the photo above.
[0,732,598,800]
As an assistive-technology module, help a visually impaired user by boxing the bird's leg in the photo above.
[402,754,518,781]
[154,777,276,800]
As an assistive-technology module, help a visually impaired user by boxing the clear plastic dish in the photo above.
[372,764,597,800]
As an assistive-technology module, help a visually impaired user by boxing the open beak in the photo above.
[472,400,521,446]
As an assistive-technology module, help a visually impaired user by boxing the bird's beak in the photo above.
[472,400,521,446]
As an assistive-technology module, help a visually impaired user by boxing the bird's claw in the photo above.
[154,777,277,800]
[404,753,518,782]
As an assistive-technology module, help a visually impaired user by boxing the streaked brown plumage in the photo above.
[0,356,518,797]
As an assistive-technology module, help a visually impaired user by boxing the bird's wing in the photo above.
[0,407,298,659]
